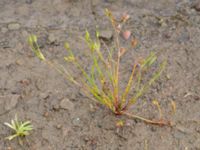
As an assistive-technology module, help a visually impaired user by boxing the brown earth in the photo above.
[0,0,200,150]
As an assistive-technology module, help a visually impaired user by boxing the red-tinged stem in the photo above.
[123,112,172,126]
[107,14,121,110]
[113,28,122,111]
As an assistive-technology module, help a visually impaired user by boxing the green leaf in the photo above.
[28,34,45,61]
[4,116,33,140]
[64,56,75,62]
[96,30,100,38]
[4,122,15,130]
[85,30,90,42]
[6,134,18,141]
[28,34,37,45]
[64,42,70,51]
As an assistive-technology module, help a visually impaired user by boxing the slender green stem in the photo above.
[121,64,137,105]
[45,60,79,86]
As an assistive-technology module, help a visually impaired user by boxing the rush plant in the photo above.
[28,9,171,126]
[4,115,33,141]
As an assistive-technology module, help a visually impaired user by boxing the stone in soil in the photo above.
[59,98,74,111]
[192,2,200,11]
[47,33,57,44]
[72,117,83,127]
[26,0,32,4]
[39,92,49,99]
[1,27,8,33]
[99,29,113,41]
[105,0,117,3]
[8,23,21,30]
[0,40,9,48]
[0,94,20,115]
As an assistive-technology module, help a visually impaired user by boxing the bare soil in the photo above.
[0,0,200,150]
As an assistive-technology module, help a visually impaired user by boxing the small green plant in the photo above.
[4,115,33,140]
[28,9,171,126]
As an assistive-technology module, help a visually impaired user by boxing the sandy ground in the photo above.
[0,0,200,149]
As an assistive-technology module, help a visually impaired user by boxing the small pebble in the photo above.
[26,0,32,4]
[99,29,113,41]
[59,98,74,111]
[1,27,8,33]
[72,117,81,126]
[43,112,49,117]
[89,104,95,112]
[48,33,57,44]
[4,94,20,112]
[192,2,200,11]
[39,92,49,99]
[15,59,23,65]
[176,125,191,134]
[105,0,116,2]
[56,124,62,129]
[8,23,21,30]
